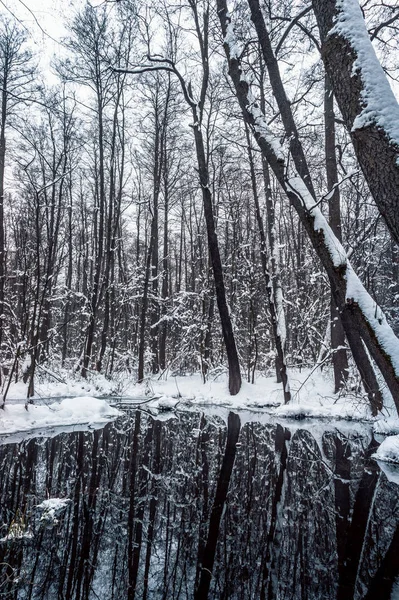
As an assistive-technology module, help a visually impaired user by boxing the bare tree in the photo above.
[0,18,34,379]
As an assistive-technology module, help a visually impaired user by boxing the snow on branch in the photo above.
[221,8,284,160]
[113,54,196,107]
[287,177,347,268]
[288,176,399,377]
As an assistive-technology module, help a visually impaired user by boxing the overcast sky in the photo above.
[0,0,105,78]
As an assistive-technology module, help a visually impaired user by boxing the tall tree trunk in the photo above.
[159,173,169,371]
[192,122,241,395]
[150,126,160,375]
[248,0,315,197]
[0,83,6,369]
[245,124,290,402]
[82,93,106,377]
[138,232,154,384]
[324,74,349,391]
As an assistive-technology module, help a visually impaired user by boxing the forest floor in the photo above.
[1,366,399,461]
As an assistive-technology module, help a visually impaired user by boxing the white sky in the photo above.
[0,0,105,81]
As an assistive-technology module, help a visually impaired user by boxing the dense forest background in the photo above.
[0,0,398,403]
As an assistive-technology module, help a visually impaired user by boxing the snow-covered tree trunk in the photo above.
[312,0,399,245]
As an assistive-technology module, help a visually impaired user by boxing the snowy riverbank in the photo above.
[0,397,122,440]
[2,367,399,462]
[3,367,378,419]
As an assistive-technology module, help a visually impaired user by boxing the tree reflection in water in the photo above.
[0,409,398,599]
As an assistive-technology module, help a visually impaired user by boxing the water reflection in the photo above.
[0,409,398,599]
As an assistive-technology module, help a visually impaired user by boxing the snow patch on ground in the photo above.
[6,374,120,401]
[137,369,374,422]
[373,435,399,464]
[0,397,121,438]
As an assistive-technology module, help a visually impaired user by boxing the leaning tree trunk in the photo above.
[312,0,399,245]
[230,0,380,407]
[248,0,315,197]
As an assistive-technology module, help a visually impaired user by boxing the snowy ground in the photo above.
[2,367,399,461]
[0,397,122,444]
[4,366,378,419]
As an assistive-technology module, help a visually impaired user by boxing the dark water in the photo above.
[0,408,398,599]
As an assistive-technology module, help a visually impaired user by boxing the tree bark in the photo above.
[0,82,6,363]
[247,0,315,197]
[192,123,242,395]
[245,124,290,402]
[312,0,399,245]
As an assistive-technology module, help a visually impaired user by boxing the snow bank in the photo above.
[374,417,399,436]
[1,366,391,429]
[139,369,375,422]
[375,460,399,486]
[0,397,121,438]
[373,435,399,464]
[6,373,120,401]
